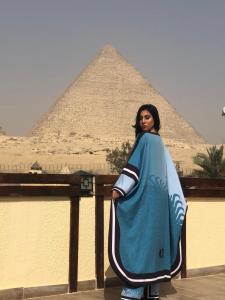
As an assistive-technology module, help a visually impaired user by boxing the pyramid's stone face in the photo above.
[29,45,204,144]
[0,126,6,136]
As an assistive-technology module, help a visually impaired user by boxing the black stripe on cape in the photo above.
[108,200,187,286]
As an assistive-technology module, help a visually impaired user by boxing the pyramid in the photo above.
[29,45,204,144]
[0,126,6,136]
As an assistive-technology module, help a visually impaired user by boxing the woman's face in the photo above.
[139,109,155,132]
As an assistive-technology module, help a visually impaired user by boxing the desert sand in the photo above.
[0,45,213,174]
[0,134,213,174]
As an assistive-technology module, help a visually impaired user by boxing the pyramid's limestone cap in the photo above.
[100,44,119,55]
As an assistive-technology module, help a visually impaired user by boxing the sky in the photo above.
[0,0,225,144]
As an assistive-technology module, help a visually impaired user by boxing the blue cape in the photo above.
[108,132,188,286]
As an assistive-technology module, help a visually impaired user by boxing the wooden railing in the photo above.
[0,173,80,293]
[95,175,117,288]
[95,175,225,288]
[0,173,225,294]
[180,177,225,197]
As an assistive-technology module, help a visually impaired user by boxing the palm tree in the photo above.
[192,145,225,178]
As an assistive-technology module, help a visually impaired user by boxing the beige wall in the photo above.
[104,200,116,279]
[0,196,224,291]
[186,198,225,269]
[78,196,95,281]
[0,197,70,290]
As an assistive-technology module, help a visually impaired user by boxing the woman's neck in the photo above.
[149,126,157,133]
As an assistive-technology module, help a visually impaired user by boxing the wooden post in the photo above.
[68,194,80,293]
[181,215,187,278]
[95,193,105,289]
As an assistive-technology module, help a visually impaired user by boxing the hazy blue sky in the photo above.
[0,0,224,143]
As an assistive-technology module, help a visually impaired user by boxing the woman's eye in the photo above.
[140,115,151,121]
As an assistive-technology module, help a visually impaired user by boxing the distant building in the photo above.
[222,107,225,116]
[29,161,43,174]
[60,166,71,174]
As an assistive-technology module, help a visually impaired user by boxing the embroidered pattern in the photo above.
[169,193,185,226]
[149,175,168,192]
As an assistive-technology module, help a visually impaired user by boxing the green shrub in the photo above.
[106,141,132,174]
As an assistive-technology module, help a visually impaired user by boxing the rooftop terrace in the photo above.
[28,273,225,300]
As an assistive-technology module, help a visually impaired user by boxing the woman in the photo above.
[108,104,187,300]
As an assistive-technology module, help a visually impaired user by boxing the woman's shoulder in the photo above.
[138,131,161,142]
[132,132,162,151]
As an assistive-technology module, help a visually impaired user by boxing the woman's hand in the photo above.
[112,190,121,200]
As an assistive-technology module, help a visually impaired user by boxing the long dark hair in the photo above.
[133,104,161,137]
